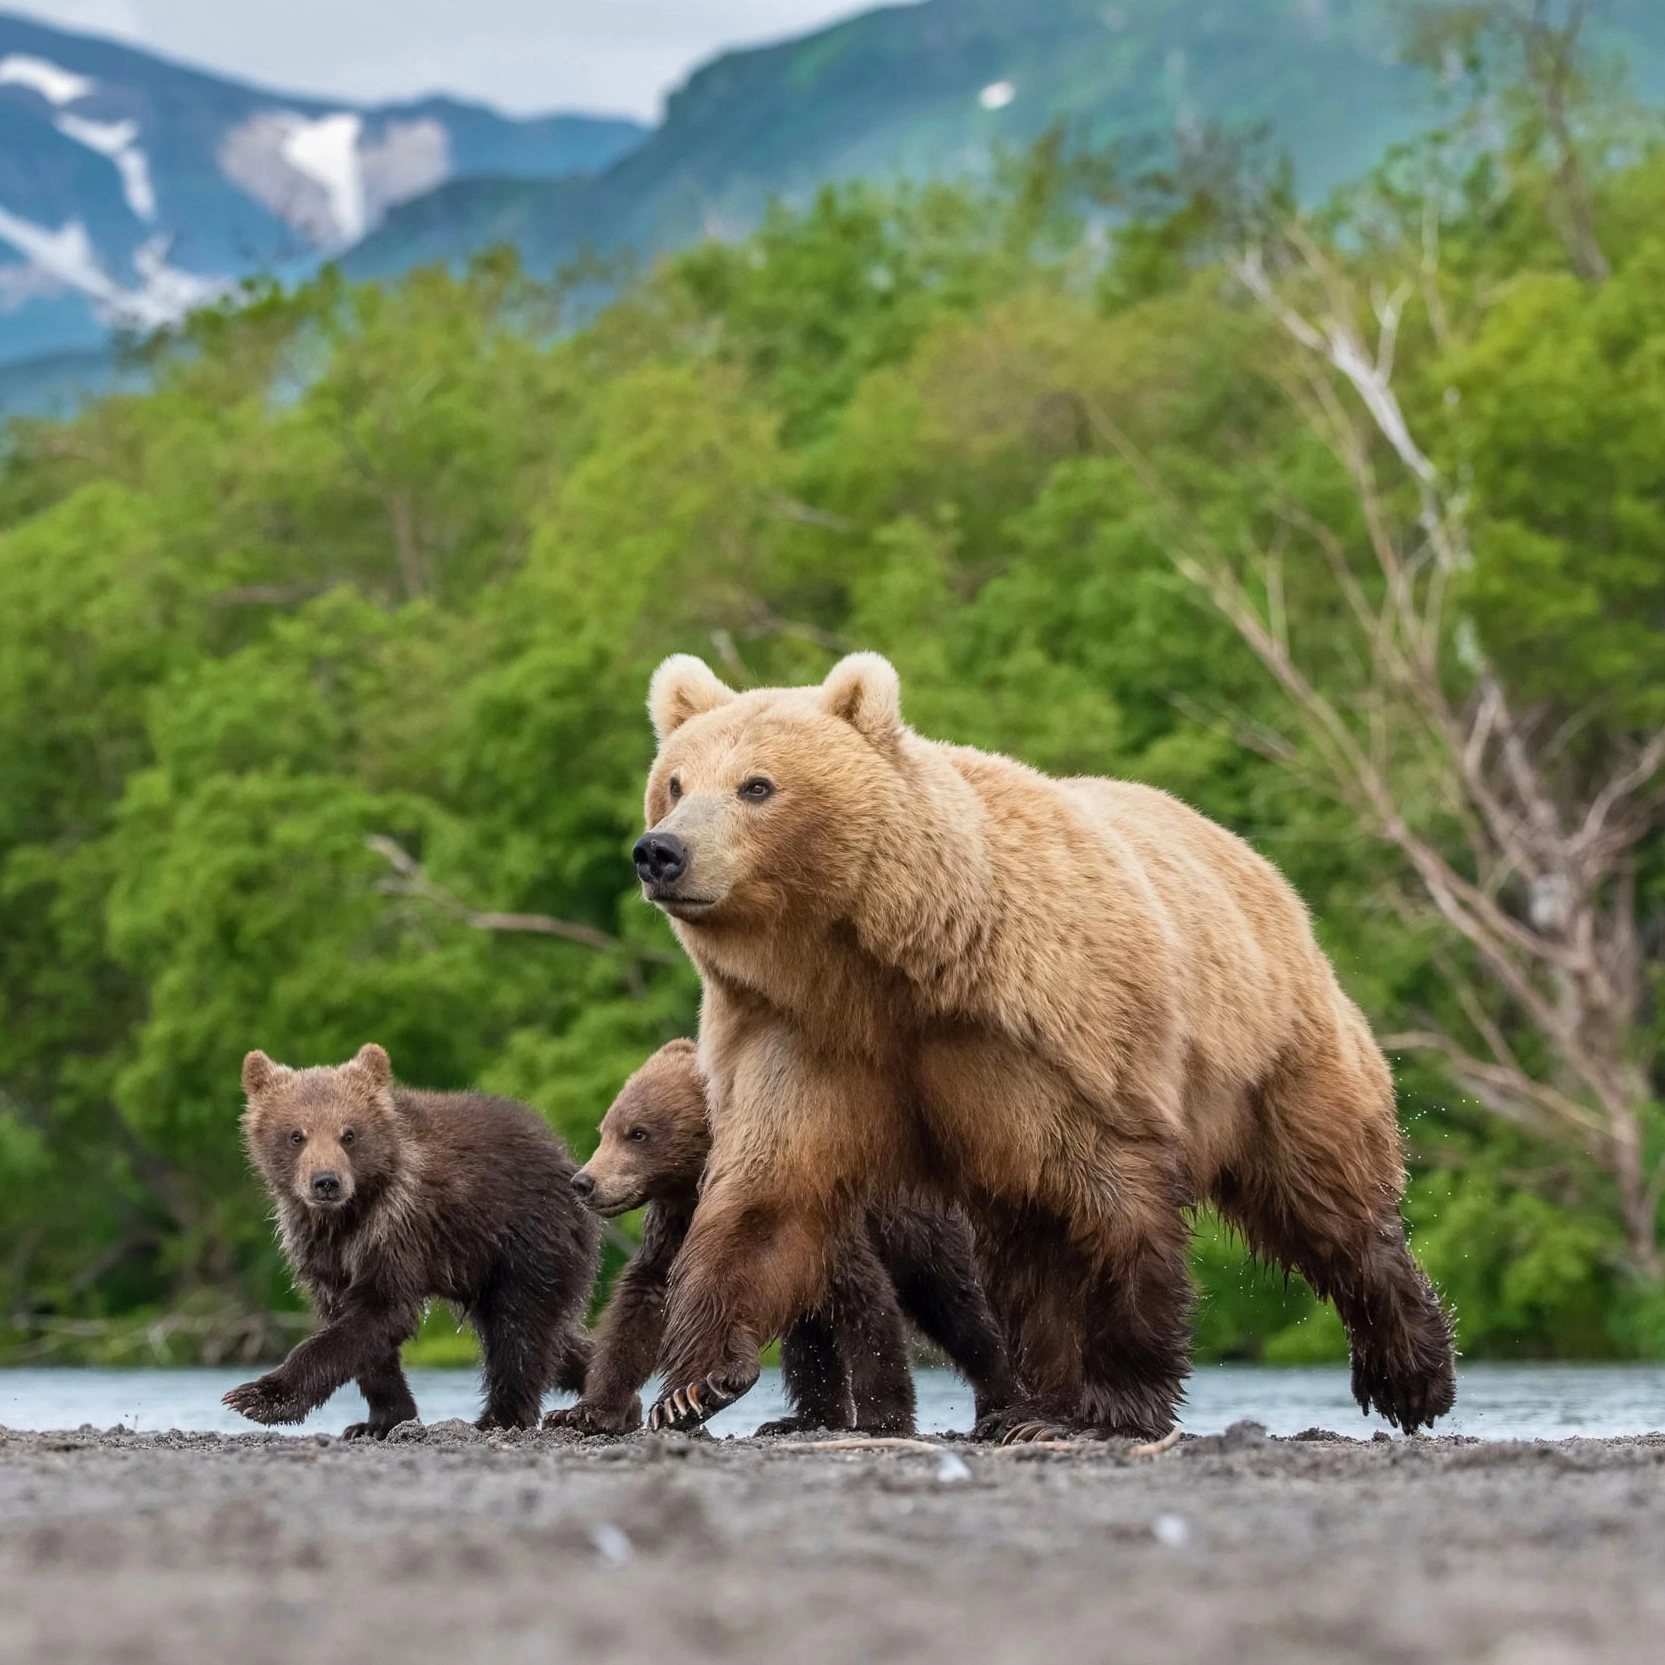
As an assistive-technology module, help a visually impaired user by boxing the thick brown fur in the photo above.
[545,1040,1014,1436]
[227,1044,600,1437]
[633,654,1457,1440]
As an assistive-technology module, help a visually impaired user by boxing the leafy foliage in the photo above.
[2,92,1663,1363]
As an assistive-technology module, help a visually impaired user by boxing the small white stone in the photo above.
[935,1452,972,1484]
[1151,1512,1189,1549]
[590,1522,634,1566]
[978,80,1016,111]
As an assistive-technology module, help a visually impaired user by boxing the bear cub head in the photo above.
[634,651,905,928]
[571,1039,710,1216]
[241,1042,403,1213]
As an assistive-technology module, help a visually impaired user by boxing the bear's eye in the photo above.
[667,777,682,802]
[340,1129,356,1148]
[627,1127,649,1143]
[288,1130,305,1147]
[738,776,775,803]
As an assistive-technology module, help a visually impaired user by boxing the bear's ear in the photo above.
[242,1050,284,1098]
[351,1043,393,1089]
[822,653,902,750]
[648,655,736,740]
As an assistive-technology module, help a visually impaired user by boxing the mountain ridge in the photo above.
[0,8,645,377]
[4,0,1664,402]
[348,0,1665,283]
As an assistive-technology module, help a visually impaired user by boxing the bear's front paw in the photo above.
[542,1397,642,1436]
[647,1365,756,1433]
[223,1374,308,1427]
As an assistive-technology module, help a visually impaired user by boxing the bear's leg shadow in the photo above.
[1216,1055,1456,1433]
[870,1207,1016,1423]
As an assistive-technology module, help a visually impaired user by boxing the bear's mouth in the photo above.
[588,1191,646,1219]
[650,893,718,918]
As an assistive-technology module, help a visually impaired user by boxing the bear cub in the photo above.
[546,1039,1013,1437]
[226,1043,599,1437]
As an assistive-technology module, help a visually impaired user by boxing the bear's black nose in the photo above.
[633,831,688,887]
[311,1171,342,1202]
[570,1170,596,1201]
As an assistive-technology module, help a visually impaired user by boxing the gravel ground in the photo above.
[3,1421,1664,1665]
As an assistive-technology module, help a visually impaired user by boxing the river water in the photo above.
[2,1361,1661,1440]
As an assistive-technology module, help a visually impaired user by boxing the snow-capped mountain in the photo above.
[0,11,643,374]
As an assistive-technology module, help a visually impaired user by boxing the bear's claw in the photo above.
[972,1405,1065,1444]
[648,1373,742,1432]
[223,1375,307,1427]
[999,1419,1077,1446]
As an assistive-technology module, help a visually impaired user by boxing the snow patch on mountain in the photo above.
[280,112,366,245]
[219,110,451,251]
[54,114,157,221]
[360,121,451,223]
[0,256,68,312]
[0,53,93,107]
[0,204,222,329]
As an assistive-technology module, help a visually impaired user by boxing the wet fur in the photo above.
[229,1044,599,1436]
[637,655,1456,1438]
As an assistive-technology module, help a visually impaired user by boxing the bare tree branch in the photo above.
[1092,202,1660,1274]
[365,836,682,968]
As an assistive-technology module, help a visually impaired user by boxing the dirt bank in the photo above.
[3,1421,1663,1664]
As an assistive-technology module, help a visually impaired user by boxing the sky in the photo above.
[9,1,894,119]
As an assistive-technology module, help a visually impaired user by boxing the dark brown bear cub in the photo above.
[545,1040,1013,1437]
[226,1043,599,1437]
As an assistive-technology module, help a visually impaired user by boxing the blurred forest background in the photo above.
[1,0,1661,1368]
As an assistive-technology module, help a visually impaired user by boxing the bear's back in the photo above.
[929,741,1348,1090]
[391,1088,594,1266]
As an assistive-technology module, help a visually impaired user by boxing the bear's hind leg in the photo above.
[1339,1226,1457,1432]
[971,1186,1192,1444]
[1218,1060,1456,1433]
[1073,1193,1194,1443]
[871,1207,1016,1423]
[1224,1175,1454,1432]
[965,1199,1088,1443]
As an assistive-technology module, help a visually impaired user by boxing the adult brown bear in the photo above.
[634,653,1456,1442]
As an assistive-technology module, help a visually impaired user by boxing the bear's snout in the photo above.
[570,1169,596,1203]
[633,831,688,888]
[310,1171,344,1203]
